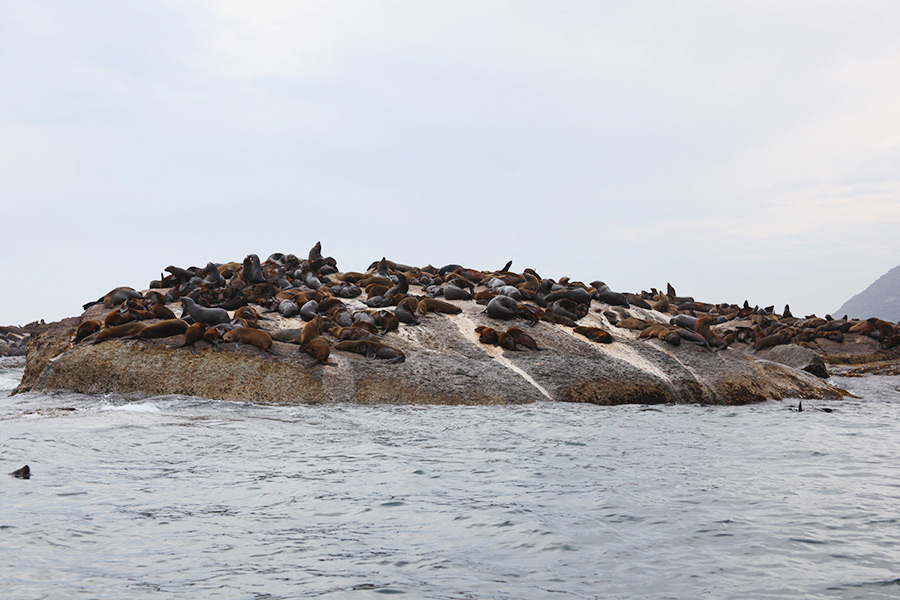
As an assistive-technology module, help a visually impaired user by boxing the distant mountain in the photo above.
[834,264,900,321]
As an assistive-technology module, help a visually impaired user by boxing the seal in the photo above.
[417,297,462,315]
[486,296,518,320]
[475,326,499,345]
[550,299,582,321]
[300,316,324,349]
[693,316,727,349]
[650,293,670,312]
[201,324,231,352]
[574,326,613,344]
[333,339,405,364]
[178,322,206,353]
[540,310,577,327]
[675,328,712,351]
[623,293,651,309]
[270,328,303,344]
[94,322,146,344]
[496,331,517,351]
[506,327,539,350]
[443,284,473,301]
[544,287,592,306]
[135,319,190,339]
[233,306,261,328]
[590,282,629,307]
[9,465,30,479]
[333,326,376,341]
[242,254,267,284]
[181,297,231,326]
[73,320,102,344]
[223,327,275,355]
[372,310,399,333]
[277,299,299,318]
[670,314,698,330]
[394,298,421,325]
[303,337,331,366]
[202,262,225,287]
[614,318,651,330]
[104,306,137,328]
[639,324,673,340]
[82,286,143,311]
[150,304,177,320]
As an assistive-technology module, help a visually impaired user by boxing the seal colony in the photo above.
[14,243,868,405]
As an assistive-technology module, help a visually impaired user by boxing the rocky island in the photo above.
[16,244,895,405]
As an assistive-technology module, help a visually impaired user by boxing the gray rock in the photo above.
[763,344,828,379]
[14,301,847,405]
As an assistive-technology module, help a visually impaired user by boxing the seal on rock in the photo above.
[224,327,275,355]
[181,297,231,326]
[135,319,190,339]
[94,322,146,344]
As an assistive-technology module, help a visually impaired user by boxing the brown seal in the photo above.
[651,294,670,312]
[495,331,517,351]
[223,327,275,355]
[638,324,673,340]
[417,297,462,315]
[104,305,136,328]
[74,320,102,344]
[233,306,261,328]
[539,310,576,327]
[150,304,177,320]
[372,310,399,333]
[694,316,727,349]
[475,326,499,345]
[300,316,324,349]
[136,319,190,339]
[574,326,613,344]
[178,322,206,353]
[506,328,539,350]
[333,326,376,341]
[755,331,791,352]
[333,339,405,363]
[303,337,331,366]
[94,322,146,344]
[202,325,230,352]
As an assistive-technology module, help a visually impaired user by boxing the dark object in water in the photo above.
[10,465,30,479]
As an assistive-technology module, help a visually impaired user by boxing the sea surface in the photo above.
[2,357,899,599]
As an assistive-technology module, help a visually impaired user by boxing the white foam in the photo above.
[100,403,161,413]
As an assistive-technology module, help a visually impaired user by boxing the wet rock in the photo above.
[762,344,829,379]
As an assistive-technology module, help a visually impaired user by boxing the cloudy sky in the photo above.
[3,1,900,325]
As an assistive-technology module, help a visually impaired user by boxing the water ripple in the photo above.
[1,370,899,598]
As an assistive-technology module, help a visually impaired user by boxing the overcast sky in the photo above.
[3,1,900,325]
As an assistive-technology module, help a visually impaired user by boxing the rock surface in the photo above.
[16,300,847,405]
[759,344,829,379]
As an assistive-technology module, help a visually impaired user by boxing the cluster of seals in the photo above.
[0,321,42,357]
[72,245,408,367]
[69,247,900,379]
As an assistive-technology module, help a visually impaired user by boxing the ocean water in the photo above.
[2,357,899,599]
